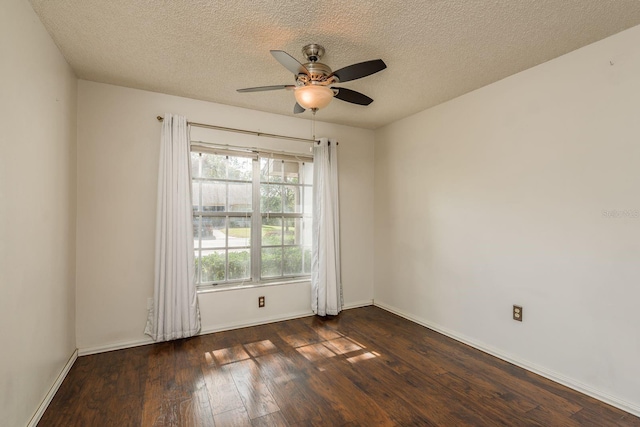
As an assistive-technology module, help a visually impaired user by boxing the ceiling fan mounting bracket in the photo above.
[302,44,325,62]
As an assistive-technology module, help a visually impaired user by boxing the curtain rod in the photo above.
[191,140,313,160]
[156,116,318,144]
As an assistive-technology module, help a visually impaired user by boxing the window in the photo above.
[191,146,312,287]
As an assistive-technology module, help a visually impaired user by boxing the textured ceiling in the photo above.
[29,0,640,129]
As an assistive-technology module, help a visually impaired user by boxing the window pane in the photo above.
[227,157,252,181]
[283,247,303,276]
[302,162,313,185]
[303,186,312,215]
[191,152,201,178]
[261,247,282,278]
[302,216,312,246]
[284,186,301,213]
[228,217,251,248]
[201,153,226,179]
[303,246,312,274]
[283,217,298,245]
[192,182,201,212]
[261,184,282,213]
[228,249,250,280]
[193,216,201,248]
[283,161,300,183]
[194,250,201,283]
[201,250,226,283]
[228,183,252,212]
[260,158,283,183]
[262,217,282,246]
[201,217,225,249]
[201,182,226,212]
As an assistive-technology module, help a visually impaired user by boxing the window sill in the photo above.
[197,278,310,294]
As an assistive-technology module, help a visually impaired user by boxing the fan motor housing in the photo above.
[297,44,336,85]
[300,62,333,83]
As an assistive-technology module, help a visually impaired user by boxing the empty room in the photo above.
[2,0,639,425]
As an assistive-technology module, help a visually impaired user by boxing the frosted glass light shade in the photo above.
[294,85,333,110]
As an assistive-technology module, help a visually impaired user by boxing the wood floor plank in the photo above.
[176,374,216,427]
[324,355,441,426]
[213,406,252,427]
[424,339,584,419]
[39,306,640,426]
[435,372,544,425]
[37,357,94,426]
[211,344,252,366]
[68,366,108,426]
[301,363,397,426]
[345,308,583,420]
[251,411,289,427]
[349,325,543,423]
[141,342,197,427]
[201,364,245,415]
[570,406,640,427]
[255,352,344,425]
[228,359,281,419]
[243,339,280,358]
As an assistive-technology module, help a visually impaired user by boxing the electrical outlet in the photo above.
[258,296,265,308]
[513,305,523,322]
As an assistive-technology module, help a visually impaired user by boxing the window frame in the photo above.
[191,142,313,289]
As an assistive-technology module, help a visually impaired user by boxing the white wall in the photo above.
[374,25,640,413]
[0,1,77,425]
[76,80,374,353]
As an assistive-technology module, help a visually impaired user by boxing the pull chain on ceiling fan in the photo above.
[237,44,386,114]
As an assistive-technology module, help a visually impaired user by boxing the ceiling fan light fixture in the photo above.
[237,45,385,113]
[294,85,333,110]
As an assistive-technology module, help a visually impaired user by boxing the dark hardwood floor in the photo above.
[39,306,639,426]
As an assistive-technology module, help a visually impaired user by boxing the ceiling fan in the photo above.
[237,44,386,114]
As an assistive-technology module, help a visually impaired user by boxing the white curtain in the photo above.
[145,113,200,341]
[311,138,342,316]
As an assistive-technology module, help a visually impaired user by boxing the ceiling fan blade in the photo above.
[237,85,294,93]
[332,87,374,106]
[270,50,310,76]
[330,59,386,83]
[294,103,305,114]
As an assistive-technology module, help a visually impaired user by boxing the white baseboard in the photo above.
[373,301,640,418]
[343,299,374,310]
[28,349,78,427]
[80,301,374,356]
[79,310,315,356]
[199,309,314,335]
[198,300,373,335]
[78,337,156,356]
